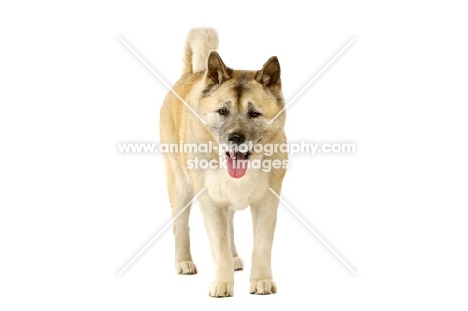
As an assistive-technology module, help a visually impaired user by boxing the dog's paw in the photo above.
[175,261,197,274]
[209,282,234,297]
[250,279,277,295]
[233,256,244,271]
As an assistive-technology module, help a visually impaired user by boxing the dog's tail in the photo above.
[182,27,219,75]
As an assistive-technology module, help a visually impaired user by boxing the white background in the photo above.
[1,1,467,310]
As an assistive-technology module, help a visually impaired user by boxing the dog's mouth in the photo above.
[225,150,251,179]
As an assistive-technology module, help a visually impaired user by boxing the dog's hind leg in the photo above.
[229,209,244,271]
[165,159,197,274]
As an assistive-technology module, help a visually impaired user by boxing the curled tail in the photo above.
[182,27,219,74]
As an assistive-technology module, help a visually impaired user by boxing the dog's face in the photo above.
[199,52,286,178]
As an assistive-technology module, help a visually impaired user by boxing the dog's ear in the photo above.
[255,56,281,88]
[204,51,232,88]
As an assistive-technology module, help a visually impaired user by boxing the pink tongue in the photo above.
[227,152,248,178]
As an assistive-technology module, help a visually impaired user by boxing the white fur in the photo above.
[183,27,219,73]
[204,168,268,211]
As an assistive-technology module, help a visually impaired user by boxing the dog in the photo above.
[160,27,287,297]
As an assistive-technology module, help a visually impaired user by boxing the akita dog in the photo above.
[160,27,287,297]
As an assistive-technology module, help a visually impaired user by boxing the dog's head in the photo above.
[199,51,286,178]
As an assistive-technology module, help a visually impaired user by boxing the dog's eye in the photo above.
[218,108,228,115]
[249,111,261,118]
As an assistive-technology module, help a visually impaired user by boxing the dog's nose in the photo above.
[228,133,245,145]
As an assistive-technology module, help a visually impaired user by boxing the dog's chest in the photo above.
[204,169,267,210]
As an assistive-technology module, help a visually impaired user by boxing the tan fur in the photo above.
[160,27,287,297]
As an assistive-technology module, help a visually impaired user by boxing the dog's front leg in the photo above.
[198,192,234,297]
[250,190,279,295]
